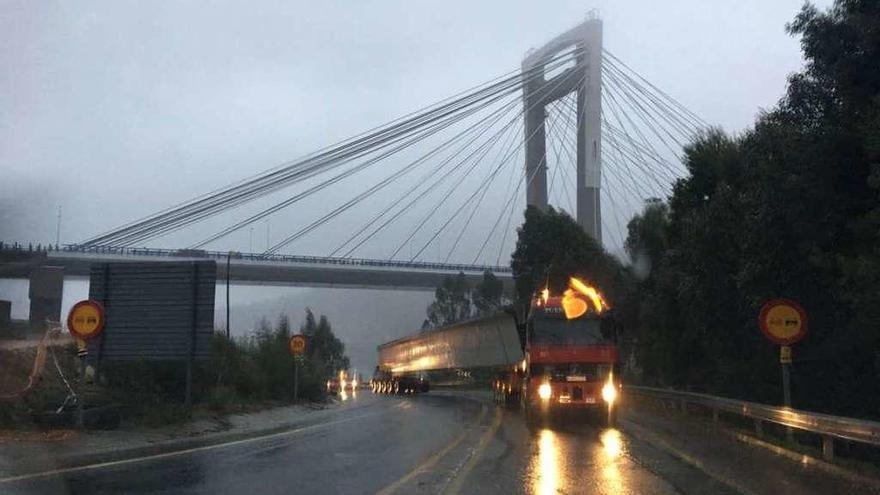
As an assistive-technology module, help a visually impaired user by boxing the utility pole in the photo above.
[55,206,62,248]
[265,220,270,252]
[226,252,231,339]
[249,227,254,253]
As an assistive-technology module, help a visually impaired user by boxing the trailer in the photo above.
[371,312,523,394]
[373,277,622,425]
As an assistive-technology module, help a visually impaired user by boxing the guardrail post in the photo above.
[754,419,764,438]
[822,435,834,461]
[711,407,719,422]
[679,398,687,415]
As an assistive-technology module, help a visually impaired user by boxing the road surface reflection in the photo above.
[529,426,628,495]
[598,428,624,493]
[534,429,560,495]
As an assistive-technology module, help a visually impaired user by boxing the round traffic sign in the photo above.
[67,300,105,340]
[758,299,807,345]
[289,334,307,357]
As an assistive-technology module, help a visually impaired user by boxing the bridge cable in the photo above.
[442,105,525,263]
[602,49,708,128]
[197,89,525,250]
[329,94,525,258]
[594,81,686,181]
[466,70,585,264]
[601,68,693,164]
[81,48,586,247]
[554,109,629,253]
[336,108,525,259]
[398,70,587,262]
[472,79,580,265]
[266,92,527,256]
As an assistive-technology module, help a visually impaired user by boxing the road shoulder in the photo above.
[0,394,376,479]
[623,405,880,495]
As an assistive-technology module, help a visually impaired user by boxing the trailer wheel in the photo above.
[393,381,400,394]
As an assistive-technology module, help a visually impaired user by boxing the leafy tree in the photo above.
[425,272,472,327]
[472,270,505,316]
[303,310,350,379]
[625,198,669,277]
[627,0,880,418]
[510,205,626,315]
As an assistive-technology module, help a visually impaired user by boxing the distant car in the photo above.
[326,371,358,394]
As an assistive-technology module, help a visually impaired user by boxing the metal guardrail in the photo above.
[628,385,880,461]
[55,244,513,274]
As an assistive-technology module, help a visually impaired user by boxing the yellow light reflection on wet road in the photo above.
[601,429,622,459]
[597,428,624,494]
[533,429,559,495]
[526,427,632,495]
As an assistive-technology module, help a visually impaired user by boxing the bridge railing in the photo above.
[60,244,512,274]
[628,385,880,462]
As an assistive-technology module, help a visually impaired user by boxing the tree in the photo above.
[626,0,880,418]
[511,205,625,316]
[625,198,669,278]
[472,270,505,316]
[425,272,472,327]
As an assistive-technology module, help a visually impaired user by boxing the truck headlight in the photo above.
[601,382,617,404]
[538,383,552,400]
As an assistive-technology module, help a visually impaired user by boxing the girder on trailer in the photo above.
[378,312,523,374]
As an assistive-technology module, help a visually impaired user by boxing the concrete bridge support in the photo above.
[522,15,602,243]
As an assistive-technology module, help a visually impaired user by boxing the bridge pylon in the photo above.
[522,13,602,243]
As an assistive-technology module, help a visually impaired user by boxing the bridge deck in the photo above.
[0,247,512,291]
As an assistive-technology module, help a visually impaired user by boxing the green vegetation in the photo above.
[508,206,636,357]
[0,309,350,428]
[423,270,508,329]
[510,205,630,314]
[625,1,880,419]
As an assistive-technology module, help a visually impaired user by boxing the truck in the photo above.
[373,277,621,425]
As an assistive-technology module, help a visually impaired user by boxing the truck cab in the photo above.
[517,287,621,425]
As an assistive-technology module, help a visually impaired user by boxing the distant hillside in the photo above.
[228,288,433,374]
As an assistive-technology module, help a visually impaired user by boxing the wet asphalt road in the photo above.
[0,390,855,495]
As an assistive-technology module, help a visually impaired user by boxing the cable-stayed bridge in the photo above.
[2,14,706,289]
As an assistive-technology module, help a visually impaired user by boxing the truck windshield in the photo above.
[531,318,608,346]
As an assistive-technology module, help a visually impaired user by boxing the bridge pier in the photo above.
[29,266,64,333]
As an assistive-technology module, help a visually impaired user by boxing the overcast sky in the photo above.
[1,0,832,261]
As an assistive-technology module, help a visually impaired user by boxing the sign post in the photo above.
[759,299,808,442]
[67,300,105,428]
[289,334,307,402]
